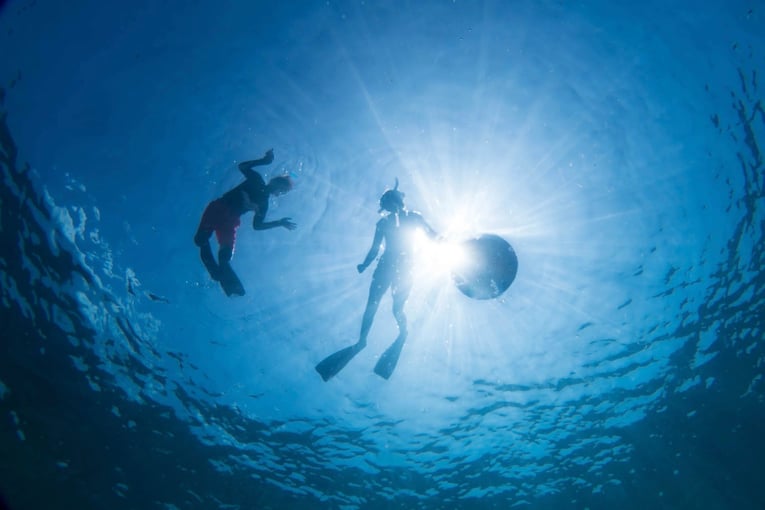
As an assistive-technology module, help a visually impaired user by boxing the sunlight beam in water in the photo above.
[409,229,469,286]
[359,118,652,388]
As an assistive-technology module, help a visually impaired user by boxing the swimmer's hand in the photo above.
[262,149,274,164]
[279,217,296,230]
[357,263,368,274]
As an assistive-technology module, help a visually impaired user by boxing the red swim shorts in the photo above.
[196,199,241,248]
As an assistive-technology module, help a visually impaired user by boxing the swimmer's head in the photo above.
[268,175,294,196]
[379,178,405,213]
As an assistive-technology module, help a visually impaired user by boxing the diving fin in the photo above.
[315,343,363,381]
[373,333,406,380]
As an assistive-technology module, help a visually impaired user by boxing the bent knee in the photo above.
[194,230,210,246]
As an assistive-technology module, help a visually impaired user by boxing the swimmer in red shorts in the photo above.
[194,149,295,296]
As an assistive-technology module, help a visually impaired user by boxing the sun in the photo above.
[409,229,470,286]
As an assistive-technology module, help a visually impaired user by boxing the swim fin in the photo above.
[315,344,363,381]
[373,333,406,380]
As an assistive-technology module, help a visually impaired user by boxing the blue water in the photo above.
[1,1,763,508]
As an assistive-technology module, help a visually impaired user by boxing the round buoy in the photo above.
[452,234,518,299]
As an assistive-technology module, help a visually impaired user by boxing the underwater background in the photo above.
[1,1,763,509]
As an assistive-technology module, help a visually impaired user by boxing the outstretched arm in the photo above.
[253,211,296,231]
[357,222,384,273]
[413,212,439,240]
[238,149,274,179]
[422,219,438,239]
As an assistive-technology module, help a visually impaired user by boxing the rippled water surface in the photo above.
[1,1,763,509]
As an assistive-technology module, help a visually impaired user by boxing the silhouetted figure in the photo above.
[316,179,437,380]
[194,149,295,296]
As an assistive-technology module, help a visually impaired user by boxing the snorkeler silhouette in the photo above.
[194,149,295,296]
[316,179,438,380]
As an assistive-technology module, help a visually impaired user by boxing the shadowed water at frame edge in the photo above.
[0,91,318,509]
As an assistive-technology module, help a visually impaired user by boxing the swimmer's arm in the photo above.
[423,221,438,239]
[253,218,296,231]
[417,213,439,239]
[238,149,274,179]
[357,223,384,273]
[252,207,296,231]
